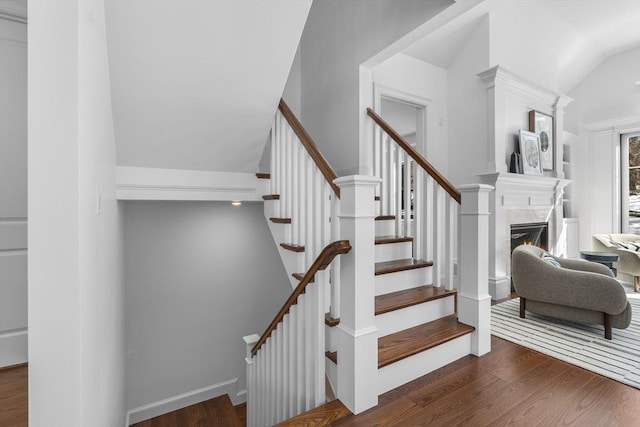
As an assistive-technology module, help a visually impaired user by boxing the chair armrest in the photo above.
[616,249,640,276]
[556,257,614,277]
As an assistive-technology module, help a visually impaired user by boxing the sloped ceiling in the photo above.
[403,0,640,94]
[105,0,312,172]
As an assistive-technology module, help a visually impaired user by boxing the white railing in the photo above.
[368,108,460,289]
[269,99,342,317]
[244,241,351,427]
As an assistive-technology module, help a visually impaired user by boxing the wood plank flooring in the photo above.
[2,332,640,426]
[0,364,28,427]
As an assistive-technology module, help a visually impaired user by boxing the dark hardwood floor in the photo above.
[2,300,640,426]
[0,364,28,427]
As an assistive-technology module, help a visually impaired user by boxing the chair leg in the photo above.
[520,297,526,319]
[634,276,640,293]
[604,313,612,340]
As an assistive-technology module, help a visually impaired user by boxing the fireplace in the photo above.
[510,222,549,253]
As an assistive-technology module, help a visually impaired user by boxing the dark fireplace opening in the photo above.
[510,222,549,253]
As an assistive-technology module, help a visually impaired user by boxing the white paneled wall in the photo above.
[0,15,27,368]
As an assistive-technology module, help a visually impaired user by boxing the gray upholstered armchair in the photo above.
[511,245,632,340]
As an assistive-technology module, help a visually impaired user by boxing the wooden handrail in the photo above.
[251,240,351,356]
[278,99,341,198]
[367,108,461,204]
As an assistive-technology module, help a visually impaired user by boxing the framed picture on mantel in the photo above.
[529,110,554,171]
[519,130,543,176]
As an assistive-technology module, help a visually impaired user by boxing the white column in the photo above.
[457,184,493,356]
[243,334,260,427]
[333,175,380,414]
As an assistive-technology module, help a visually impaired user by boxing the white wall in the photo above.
[124,201,290,421]
[567,47,640,249]
[299,0,454,176]
[28,1,125,425]
[0,15,27,368]
[446,14,490,186]
[372,53,449,174]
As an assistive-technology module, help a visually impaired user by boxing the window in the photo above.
[621,133,640,234]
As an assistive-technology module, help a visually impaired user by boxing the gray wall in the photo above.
[124,201,291,411]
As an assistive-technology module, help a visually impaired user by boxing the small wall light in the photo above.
[231,200,242,206]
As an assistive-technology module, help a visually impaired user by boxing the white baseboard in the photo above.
[127,377,239,425]
[0,329,27,368]
[234,389,247,406]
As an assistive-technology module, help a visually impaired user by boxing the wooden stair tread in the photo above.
[375,215,395,221]
[325,350,338,364]
[375,235,413,245]
[275,399,350,426]
[270,217,292,224]
[325,312,340,327]
[375,285,456,315]
[378,315,474,368]
[375,258,433,275]
[262,194,280,200]
[256,172,270,179]
[281,243,305,252]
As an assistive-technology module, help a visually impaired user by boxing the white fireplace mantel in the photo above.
[479,172,572,300]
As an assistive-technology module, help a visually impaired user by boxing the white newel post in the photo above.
[457,184,493,356]
[334,175,380,414]
[243,333,260,427]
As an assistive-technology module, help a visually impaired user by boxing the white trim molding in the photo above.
[116,166,261,201]
[0,0,26,23]
[126,377,241,425]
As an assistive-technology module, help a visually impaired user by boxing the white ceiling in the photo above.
[403,0,640,93]
[104,0,312,172]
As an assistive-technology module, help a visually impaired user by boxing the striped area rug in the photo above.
[491,296,640,389]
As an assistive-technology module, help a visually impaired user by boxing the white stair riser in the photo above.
[325,324,338,352]
[375,241,412,263]
[375,297,455,337]
[377,334,471,395]
[375,268,432,296]
[375,219,395,236]
[257,178,270,197]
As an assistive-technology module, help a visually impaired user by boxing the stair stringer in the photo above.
[261,197,303,288]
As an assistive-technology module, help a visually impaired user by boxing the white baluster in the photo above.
[395,147,402,236]
[268,337,274,425]
[304,291,314,411]
[287,306,297,418]
[424,175,435,263]
[404,159,412,238]
[387,138,394,217]
[292,139,299,245]
[285,129,293,221]
[295,296,305,414]
[381,134,388,216]
[374,126,381,204]
[413,168,423,260]
[270,121,275,196]
[433,186,444,285]
[330,188,340,319]
[445,197,455,289]
[313,283,325,406]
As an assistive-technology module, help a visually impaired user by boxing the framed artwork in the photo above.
[519,130,543,175]
[529,110,554,171]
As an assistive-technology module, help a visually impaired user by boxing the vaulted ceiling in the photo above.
[403,0,640,94]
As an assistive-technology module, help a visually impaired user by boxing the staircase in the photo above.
[244,99,492,426]
[322,216,474,398]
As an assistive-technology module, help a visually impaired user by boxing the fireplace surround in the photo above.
[480,172,571,299]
